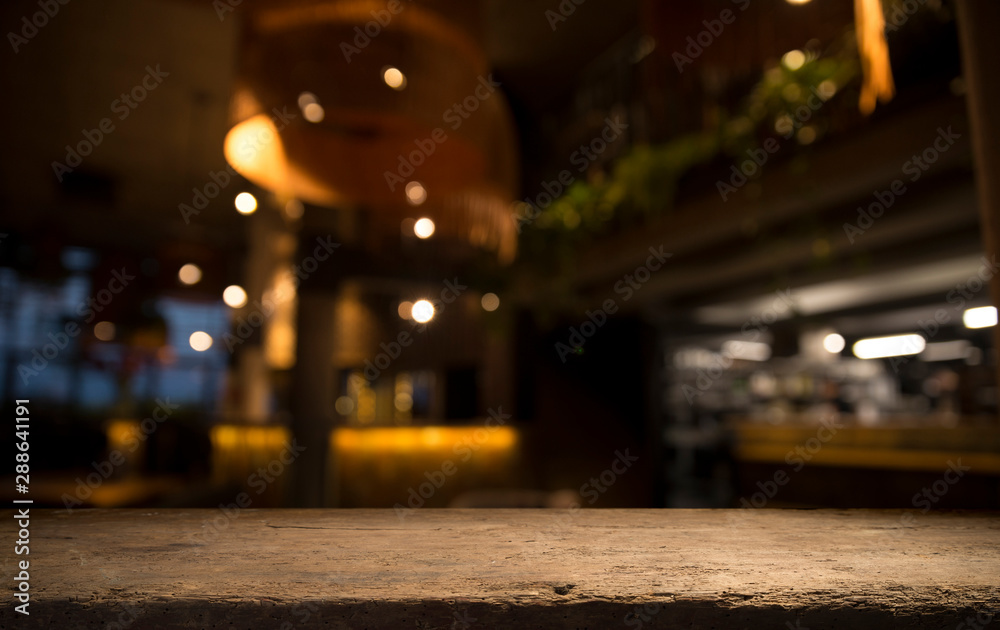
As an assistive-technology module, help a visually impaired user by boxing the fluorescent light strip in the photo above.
[920,340,971,362]
[963,306,997,329]
[852,334,925,360]
[721,340,772,361]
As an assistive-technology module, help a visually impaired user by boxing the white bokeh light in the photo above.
[411,299,435,323]
[223,285,248,308]
[189,331,213,352]
[235,192,258,215]
[823,333,846,354]
[414,218,435,239]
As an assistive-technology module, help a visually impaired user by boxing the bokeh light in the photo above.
[782,49,806,71]
[303,102,325,123]
[178,263,202,285]
[223,285,248,308]
[285,199,304,219]
[235,192,258,215]
[94,321,116,342]
[189,331,213,352]
[335,396,355,416]
[414,218,436,239]
[405,181,427,205]
[383,66,406,90]
[481,293,500,312]
[823,333,846,353]
[411,299,434,323]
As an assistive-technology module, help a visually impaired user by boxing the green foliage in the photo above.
[518,38,861,271]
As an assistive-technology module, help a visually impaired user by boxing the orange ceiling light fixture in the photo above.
[223,0,520,262]
[854,0,896,115]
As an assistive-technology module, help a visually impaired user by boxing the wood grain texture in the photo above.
[2,508,998,628]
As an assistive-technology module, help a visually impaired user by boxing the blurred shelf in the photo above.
[732,420,1000,474]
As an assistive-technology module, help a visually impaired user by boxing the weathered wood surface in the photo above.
[2,509,998,629]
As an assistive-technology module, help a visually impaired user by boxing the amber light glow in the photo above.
[332,426,518,453]
[178,263,202,285]
[413,218,435,239]
[382,66,407,90]
[224,114,342,208]
[208,425,521,490]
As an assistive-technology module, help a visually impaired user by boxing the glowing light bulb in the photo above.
[411,299,434,323]
[235,192,258,215]
[223,285,248,308]
[178,263,202,285]
[414,218,435,239]
[189,331,213,352]
[383,66,406,90]
[823,333,846,353]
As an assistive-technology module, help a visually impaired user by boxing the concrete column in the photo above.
[231,210,278,423]
[289,288,337,507]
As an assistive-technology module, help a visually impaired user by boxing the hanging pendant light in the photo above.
[223,0,519,262]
